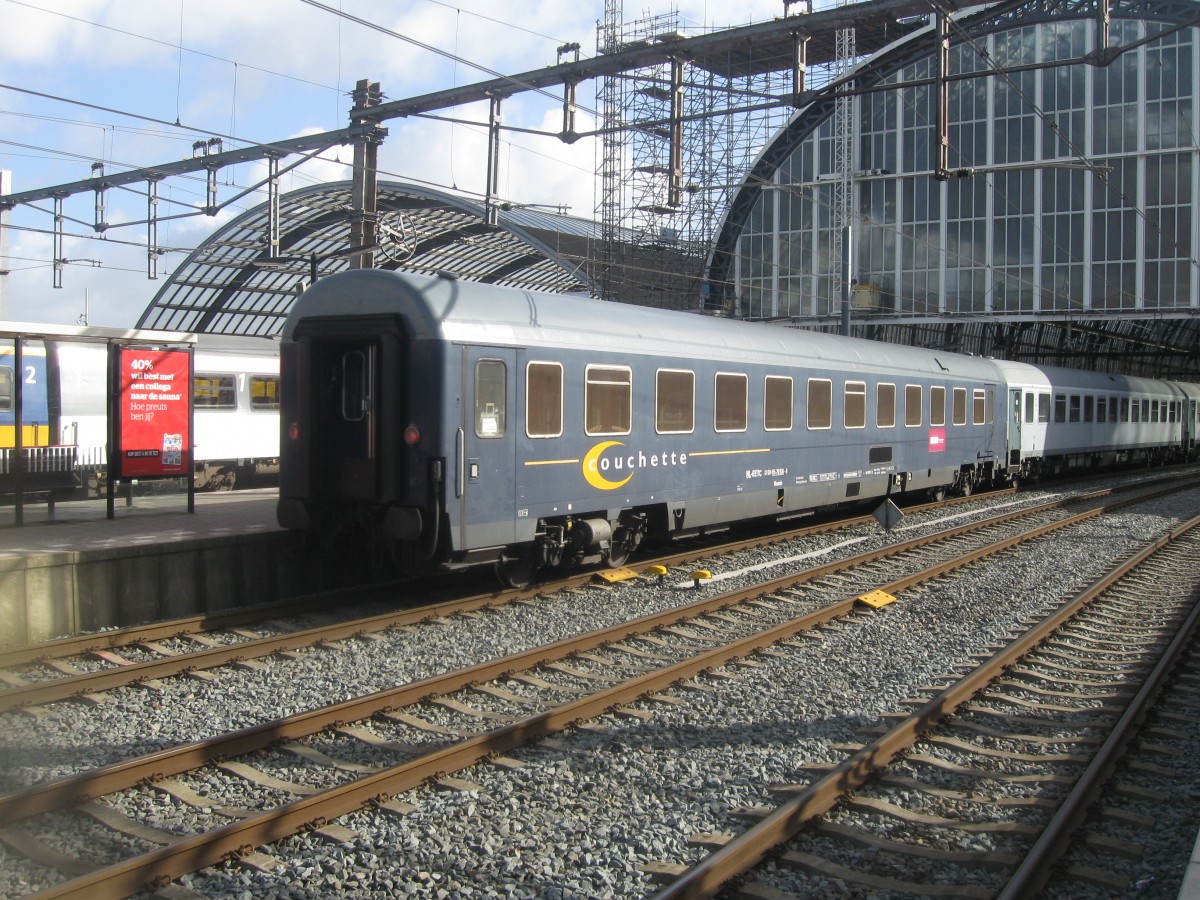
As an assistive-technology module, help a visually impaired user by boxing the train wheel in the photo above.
[928,486,947,502]
[604,514,645,568]
[495,551,537,590]
[604,544,631,568]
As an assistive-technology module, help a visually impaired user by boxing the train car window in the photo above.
[1142,399,1150,422]
[876,383,896,428]
[1151,400,1159,423]
[1083,396,1094,423]
[951,387,967,426]
[194,374,237,409]
[1054,394,1067,423]
[1131,399,1140,422]
[986,389,994,424]
[656,369,694,434]
[526,362,563,438]
[1038,393,1050,423]
[249,375,280,411]
[844,381,866,430]
[1110,396,1119,420]
[930,386,946,427]
[764,375,793,431]
[808,379,832,430]
[904,385,922,427]
[474,359,507,438]
[715,373,748,432]
[0,366,10,412]
[585,365,631,436]
[972,389,986,425]
[341,352,372,422]
[1097,397,1107,423]
[1121,397,1130,421]
[1024,393,1034,424]
[1068,396,1081,423]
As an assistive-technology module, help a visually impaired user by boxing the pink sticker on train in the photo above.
[928,428,946,452]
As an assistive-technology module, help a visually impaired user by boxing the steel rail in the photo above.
[0,486,1055,823]
[20,486,1190,898]
[996,525,1200,899]
[0,586,402,670]
[0,489,1028,711]
[0,480,1185,826]
[0,487,1009,672]
[0,462,1189,677]
[652,512,1200,900]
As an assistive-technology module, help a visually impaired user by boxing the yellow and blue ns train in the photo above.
[276,270,1200,587]
[0,341,54,449]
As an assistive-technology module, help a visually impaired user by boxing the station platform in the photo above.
[0,488,312,647]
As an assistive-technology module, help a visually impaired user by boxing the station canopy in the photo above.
[137,181,601,337]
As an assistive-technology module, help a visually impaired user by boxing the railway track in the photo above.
[6,474,1188,714]
[651,512,1200,898]
[0,488,1017,712]
[7,469,1193,708]
[0,477,1193,897]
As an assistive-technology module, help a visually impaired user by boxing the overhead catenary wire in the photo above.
[1,0,1194,335]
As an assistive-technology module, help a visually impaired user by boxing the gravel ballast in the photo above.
[2,478,1198,898]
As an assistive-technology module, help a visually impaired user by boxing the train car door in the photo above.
[1008,389,1023,466]
[306,338,378,500]
[458,347,517,551]
[1190,400,1199,454]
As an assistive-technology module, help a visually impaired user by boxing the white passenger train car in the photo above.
[995,360,1188,478]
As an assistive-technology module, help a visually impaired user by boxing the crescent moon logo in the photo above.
[582,441,634,490]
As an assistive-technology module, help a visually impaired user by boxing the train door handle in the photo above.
[455,428,464,498]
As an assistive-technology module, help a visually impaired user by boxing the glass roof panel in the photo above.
[138,181,601,335]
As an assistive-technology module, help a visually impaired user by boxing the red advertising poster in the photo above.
[117,347,191,478]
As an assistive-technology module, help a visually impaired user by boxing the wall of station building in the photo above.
[727,3,1198,323]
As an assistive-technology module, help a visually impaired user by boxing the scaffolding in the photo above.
[595,4,798,310]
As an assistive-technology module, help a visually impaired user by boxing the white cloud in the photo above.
[2,0,788,326]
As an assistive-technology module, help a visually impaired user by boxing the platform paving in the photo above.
[0,487,282,558]
[0,488,310,647]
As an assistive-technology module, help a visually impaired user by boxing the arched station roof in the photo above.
[137,181,600,337]
[705,0,1200,380]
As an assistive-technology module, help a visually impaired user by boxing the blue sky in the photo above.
[1,0,785,328]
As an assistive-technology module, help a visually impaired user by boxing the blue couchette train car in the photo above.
[276,270,1200,585]
[279,270,1028,586]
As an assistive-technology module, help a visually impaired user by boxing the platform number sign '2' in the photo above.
[117,347,192,478]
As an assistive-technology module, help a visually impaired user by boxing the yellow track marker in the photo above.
[857,589,896,609]
[596,567,640,583]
